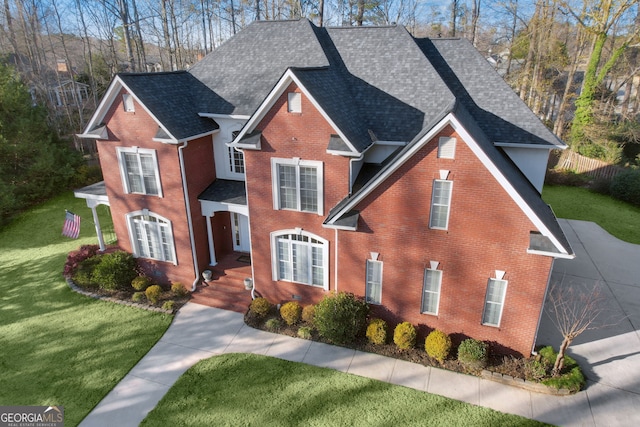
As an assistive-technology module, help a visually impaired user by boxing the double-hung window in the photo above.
[127,211,176,263]
[271,231,328,289]
[117,147,162,196]
[365,260,383,304]
[421,268,442,315]
[482,279,508,326]
[272,158,323,214]
[228,131,245,174]
[429,179,452,229]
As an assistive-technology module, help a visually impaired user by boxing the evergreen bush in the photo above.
[297,326,313,340]
[162,300,175,312]
[457,338,488,370]
[171,282,189,297]
[314,292,369,344]
[132,292,146,303]
[265,318,282,331]
[393,322,416,350]
[425,330,452,363]
[610,169,640,207]
[131,276,152,291]
[280,301,302,325]
[249,297,272,317]
[145,285,163,305]
[366,318,387,345]
[301,305,315,325]
[91,251,137,291]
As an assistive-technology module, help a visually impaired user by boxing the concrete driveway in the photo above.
[536,219,640,426]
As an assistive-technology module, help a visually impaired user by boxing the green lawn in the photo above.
[542,185,640,244]
[0,192,173,426]
[142,353,549,427]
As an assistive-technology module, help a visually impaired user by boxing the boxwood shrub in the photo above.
[393,322,416,350]
[314,292,369,344]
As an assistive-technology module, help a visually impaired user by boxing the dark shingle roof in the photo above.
[189,19,329,116]
[198,179,247,205]
[118,72,221,140]
[417,38,563,147]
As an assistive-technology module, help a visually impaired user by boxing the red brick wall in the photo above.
[245,84,553,356]
[245,83,350,304]
[96,87,215,287]
[337,126,553,356]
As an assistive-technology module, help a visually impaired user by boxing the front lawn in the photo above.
[542,185,640,244]
[0,192,173,426]
[142,353,548,426]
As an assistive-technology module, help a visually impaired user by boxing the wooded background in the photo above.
[2,0,640,166]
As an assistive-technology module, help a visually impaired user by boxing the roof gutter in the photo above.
[178,141,201,291]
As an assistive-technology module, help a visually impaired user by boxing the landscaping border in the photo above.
[65,277,174,314]
[481,370,572,395]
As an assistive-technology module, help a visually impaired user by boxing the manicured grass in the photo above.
[142,353,549,427]
[0,192,173,426]
[542,185,640,244]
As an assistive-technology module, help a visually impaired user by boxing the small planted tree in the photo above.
[545,280,611,375]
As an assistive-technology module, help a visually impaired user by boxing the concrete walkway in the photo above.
[80,220,640,427]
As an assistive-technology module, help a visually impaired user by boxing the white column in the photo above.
[88,200,106,251]
[206,214,217,266]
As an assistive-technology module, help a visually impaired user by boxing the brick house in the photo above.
[76,19,573,356]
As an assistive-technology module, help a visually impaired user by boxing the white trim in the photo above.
[494,270,506,280]
[271,157,324,215]
[494,141,566,150]
[198,112,251,120]
[526,249,575,259]
[233,69,360,156]
[325,112,571,256]
[270,229,329,290]
[439,169,450,180]
[116,146,163,197]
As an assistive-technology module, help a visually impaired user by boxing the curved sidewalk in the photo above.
[80,220,640,427]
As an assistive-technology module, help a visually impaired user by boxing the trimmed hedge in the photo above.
[314,292,369,344]
[393,322,416,350]
[425,330,452,362]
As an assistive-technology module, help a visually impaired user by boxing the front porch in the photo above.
[191,252,253,313]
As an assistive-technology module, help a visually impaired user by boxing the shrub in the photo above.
[265,318,282,331]
[457,338,488,370]
[301,305,315,325]
[544,169,589,187]
[171,282,189,297]
[537,346,585,392]
[131,275,152,291]
[314,292,369,344]
[366,318,387,345]
[249,297,272,317]
[610,169,640,207]
[162,300,175,312]
[145,285,163,305]
[525,359,548,382]
[64,244,100,276]
[132,292,146,303]
[72,256,101,288]
[425,330,452,362]
[589,177,611,195]
[393,322,416,350]
[91,251,137,291]
[280,301,302,325]
[297,326,313,340]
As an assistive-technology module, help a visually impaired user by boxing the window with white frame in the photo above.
[421,268,442,315]
[429,179,453,229]
[117,147,162,196]
[482,278,508,326]
[271,158,323,214]
[127,211,176,263]
[288,92,302,113]
[271,231,328,288]
[122,94,135,112]
[365,260,383,304]
[227,132,245,174]
[438,137,456,159]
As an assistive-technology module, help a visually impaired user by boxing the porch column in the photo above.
[206,214,217,266]
[87,200,106,251]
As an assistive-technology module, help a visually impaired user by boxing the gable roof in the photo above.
[80,72,220,142]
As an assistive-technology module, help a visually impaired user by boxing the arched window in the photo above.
[271,230,328,289]
[126,211,176,263]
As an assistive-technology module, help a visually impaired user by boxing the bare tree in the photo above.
[545,280,610,375]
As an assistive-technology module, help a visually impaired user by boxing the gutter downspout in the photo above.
[334,228,339,293]
[532,258,555,355]
[178,141,200,291]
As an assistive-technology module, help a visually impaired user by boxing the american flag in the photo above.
[62,210,81,239]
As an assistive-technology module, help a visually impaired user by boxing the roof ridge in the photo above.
[118,70,188,77]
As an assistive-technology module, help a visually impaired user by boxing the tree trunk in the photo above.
[319,0,324,26]
[356,0,364,26]
[470,0,481,47]
[4,0,22,68]
[450,0,458,36]
[553,336,572,376]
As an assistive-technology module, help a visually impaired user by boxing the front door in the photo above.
[231,212,250,253]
